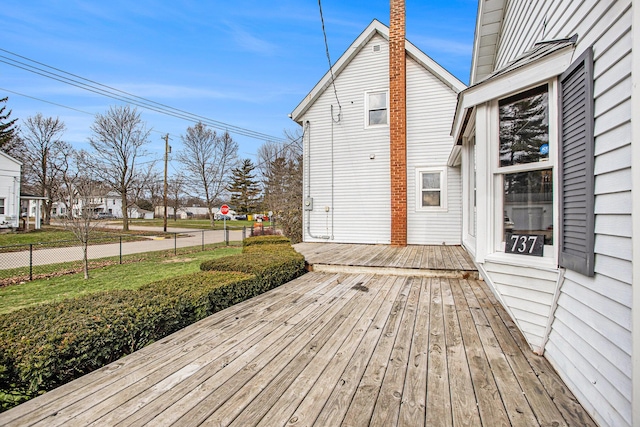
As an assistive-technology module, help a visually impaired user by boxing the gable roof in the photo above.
[290,19,466,123]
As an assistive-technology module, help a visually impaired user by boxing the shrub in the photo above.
[200,239,305,292]
[0,271,252,409]
[0,240,306,412]
[242,234,291,248]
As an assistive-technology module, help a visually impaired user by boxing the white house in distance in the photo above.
[0,150,21,229]
[56,190,152,220]
[291,19,465,245]
[450,1,638,426]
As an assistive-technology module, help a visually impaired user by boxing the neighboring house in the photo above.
[73,191,123,218]
[22,196,47,230]
[128,206,153,220]
[450,1,637,426]
[0,151,21,228]
[154,206,214,219]
[291,19,466,245]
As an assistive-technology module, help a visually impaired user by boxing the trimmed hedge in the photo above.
[0,237,306,411]
[242,235,291,248]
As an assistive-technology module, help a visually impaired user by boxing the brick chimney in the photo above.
[389,0,407,246]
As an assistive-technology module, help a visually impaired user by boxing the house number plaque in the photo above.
[505,233,544,257]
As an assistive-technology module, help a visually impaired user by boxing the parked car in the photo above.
[504,216,515,231]
[95,212,115,220]
[235,214,247,220]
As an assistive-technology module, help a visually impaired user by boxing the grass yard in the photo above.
[0,244,242,315]
[0,225,169,248]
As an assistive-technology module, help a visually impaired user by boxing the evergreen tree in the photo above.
[0,97,19,153]
[229,159,260,214]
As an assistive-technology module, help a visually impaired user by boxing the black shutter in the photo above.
[558,47,595,277]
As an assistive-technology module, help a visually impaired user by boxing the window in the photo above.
[416,167,447,211]
[0,198,4,215]
[365,90,388,127]
[497,84,554,252]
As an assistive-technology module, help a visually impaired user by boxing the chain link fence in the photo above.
[0,227,267,283]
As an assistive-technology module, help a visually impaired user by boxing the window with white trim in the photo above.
[0,198,5,215]
[416,167,447,211]
[364,90,388,127]
[495,84,555,255]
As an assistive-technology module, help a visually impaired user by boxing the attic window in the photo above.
[365,90,389,127]
[372,45,381,52]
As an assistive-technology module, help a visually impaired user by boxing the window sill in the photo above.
[484,251,559,272]
[415,207,448,213]
[364,124,389,130]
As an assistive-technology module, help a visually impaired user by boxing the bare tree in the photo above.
[146,172,164,213]
[58,150,101,279]
[128,161,158,217]
[19,114,68,225]
[256,129,303,180]
[168,173,187,221]
[177,123,238,227]
[258,129,303,242]
[88,105,150,231]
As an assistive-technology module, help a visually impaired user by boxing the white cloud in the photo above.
[224,23,278,56]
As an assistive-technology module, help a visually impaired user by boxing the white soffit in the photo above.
[470,0,506,84]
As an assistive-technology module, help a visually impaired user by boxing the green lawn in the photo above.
[0,244,242,315]
[0,225,168,248]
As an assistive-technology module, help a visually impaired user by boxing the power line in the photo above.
[1,85,297,170]
[0,48,288,143]
[317,0,341,122]
[0,86,171,137]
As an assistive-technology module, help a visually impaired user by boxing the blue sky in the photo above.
[1,0,477,169]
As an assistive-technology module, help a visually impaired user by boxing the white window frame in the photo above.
[415,167,447,212]
[488,80,559,264]
[0,198,5,215]
[364,89,389,128]
[462,124,477,252]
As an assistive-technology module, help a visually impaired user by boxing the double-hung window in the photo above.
[496,84,555,256]
[416,167,447,211]
[0,198,5,215]
[365,90,388,127]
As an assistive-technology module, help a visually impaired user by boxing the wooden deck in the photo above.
[0,262,595,425]
[294,243,478,278]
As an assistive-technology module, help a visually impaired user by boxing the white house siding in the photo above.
[487,1,632,425]
[302,34,391,244]
[0,153,21,227]
[480,261,560,352]
[406,56,461,245]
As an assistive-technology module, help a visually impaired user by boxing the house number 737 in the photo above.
[505,233,544,257]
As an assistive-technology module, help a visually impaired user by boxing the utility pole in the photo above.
[163,134,170,232]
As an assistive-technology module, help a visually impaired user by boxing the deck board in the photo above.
[0,244,596,427]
